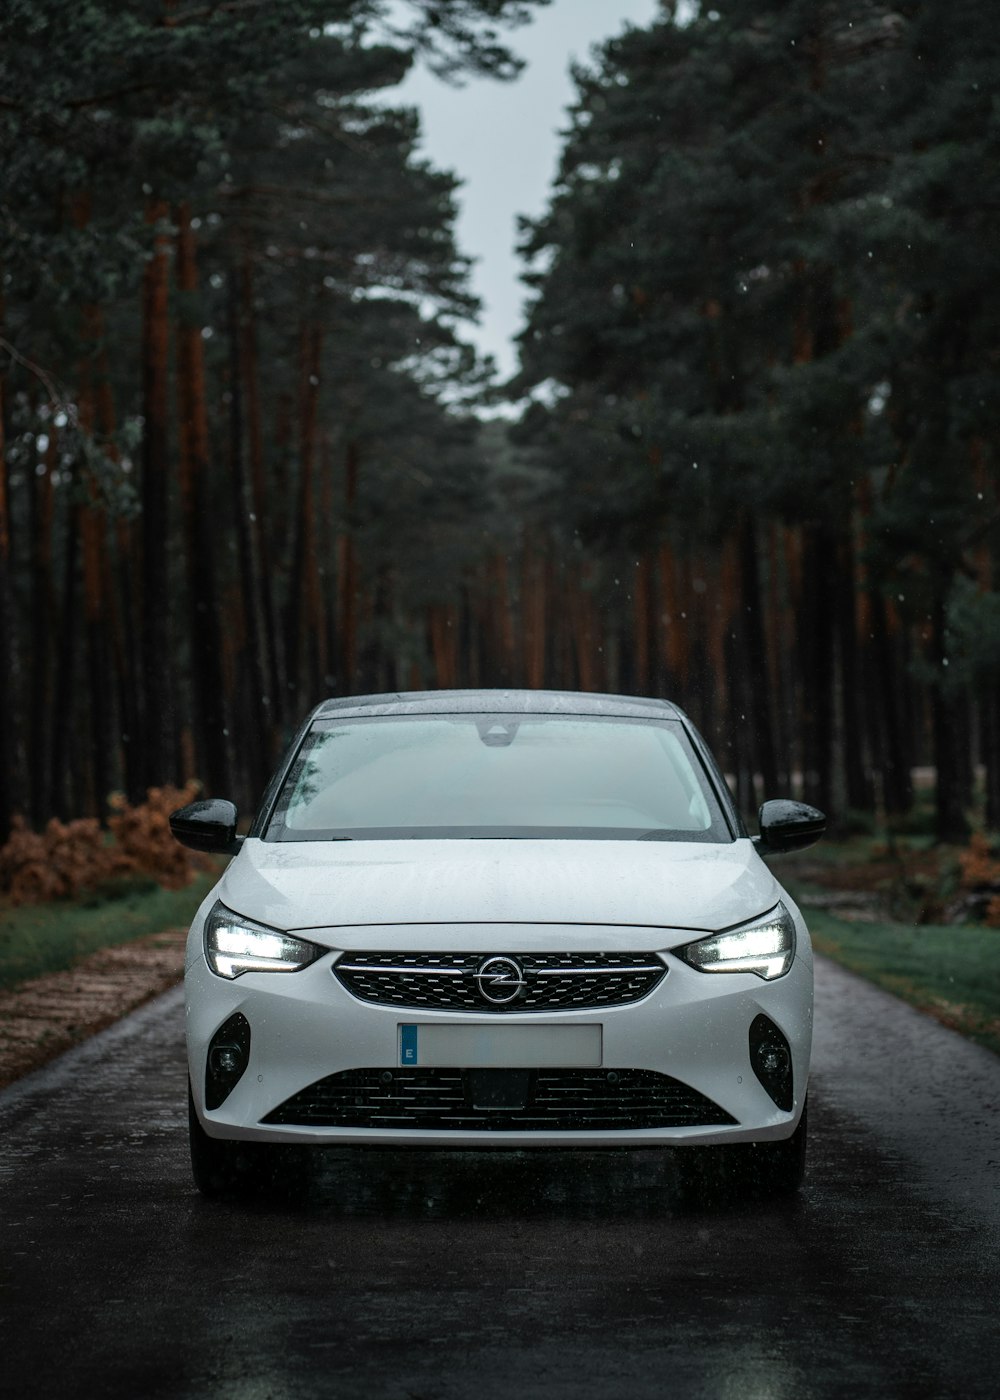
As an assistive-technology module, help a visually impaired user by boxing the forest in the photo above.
[0,0,998,852]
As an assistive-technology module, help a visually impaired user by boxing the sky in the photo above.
[395,0,662,382]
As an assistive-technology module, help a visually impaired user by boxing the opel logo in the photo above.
[475,956,526,1005]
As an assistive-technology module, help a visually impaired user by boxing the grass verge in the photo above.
[0,873,217,992]
[794,898,1000,1058]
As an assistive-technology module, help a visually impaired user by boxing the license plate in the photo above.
[398,1022,602,1069]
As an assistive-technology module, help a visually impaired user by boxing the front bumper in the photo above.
[186,920,812,1149]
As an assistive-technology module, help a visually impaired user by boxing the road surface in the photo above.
[1,957,997,1398]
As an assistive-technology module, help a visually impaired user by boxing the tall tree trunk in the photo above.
[460,583,479,688]
[628,553,650,696]
[175,206,233,797]
[339,437,360,692]
[113,513,145,804]
[28,428,57,826]
[319,438,339,694]
[569,562,598,693]
[240,259,285,730]
[551,559,574,692]
[66,195,113,816]
[930,585,971,842]
[706,541,738,768]
[723,625,754,820]
[428,603,459,688]
[0,319,14,840]
[738,517,778,799]
[491,552,517,684]
[765,524,792,790]
[522,545,548,689]
[139,198,175,789]
[982,696,1000,831]
[93,321,143,804]
[970,440,1000,828]
[657,542,688,698]
[70,288,116,818]
[78,390,113,816]
[312,437,330,694]
[50,483,80,819]
[799,522,836,814]
[286,325,322,706]
[782,527,806,799]
[80,494,114,816]
[92,335,132,804]
[836,526,871,813]
[226,263,272,795]
[869,591,913,817]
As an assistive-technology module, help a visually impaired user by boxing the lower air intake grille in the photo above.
[261,1068,736,1131]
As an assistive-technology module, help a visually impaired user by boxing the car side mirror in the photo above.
[169,799,243,855]
[754,799,825,855]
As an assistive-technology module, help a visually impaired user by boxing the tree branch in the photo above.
[0,336,77,419]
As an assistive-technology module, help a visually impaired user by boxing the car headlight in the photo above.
[204,902,323,980]
[677,902,796,981]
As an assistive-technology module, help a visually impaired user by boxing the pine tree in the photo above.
[514,0,1000,837]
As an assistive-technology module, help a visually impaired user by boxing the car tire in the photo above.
[730,1098,807,1197]
[188,1081,306,1198]
[676,1099,808,1203]
[189,1081,248,1196]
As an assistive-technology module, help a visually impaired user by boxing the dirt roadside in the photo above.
[0,929,187,1090]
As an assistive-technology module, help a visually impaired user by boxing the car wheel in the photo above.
[729,1098,807,1197]
[188,1081,306,1198]
[189,1081,247,1196]
[676,1099,807,1203]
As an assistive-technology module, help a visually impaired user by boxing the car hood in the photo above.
[217,837,781,943]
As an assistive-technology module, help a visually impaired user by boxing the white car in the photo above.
[171,690,824,1199]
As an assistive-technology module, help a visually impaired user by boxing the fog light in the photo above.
[749,1013,793,1111]
[210,1045,243,1078]
[756,1043,790,1078]
[205,1012,251,1110]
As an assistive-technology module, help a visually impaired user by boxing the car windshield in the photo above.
[265,713,731,841]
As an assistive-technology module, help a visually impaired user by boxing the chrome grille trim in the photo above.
[532,966,661,976]
[337,965,466,976]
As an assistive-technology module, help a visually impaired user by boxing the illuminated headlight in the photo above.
[677,903,796,981]
[204,902,323,980]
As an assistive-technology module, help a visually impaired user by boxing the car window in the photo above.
[265,714,731,841]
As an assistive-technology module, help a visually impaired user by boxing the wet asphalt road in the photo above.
[1,959,998,1400]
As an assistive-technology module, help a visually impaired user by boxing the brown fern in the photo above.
[0,785,213,904]
[958,833,1000,890]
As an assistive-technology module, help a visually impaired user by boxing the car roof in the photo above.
[313,689,684,722]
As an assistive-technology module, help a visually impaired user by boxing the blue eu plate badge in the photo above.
[400,1025,418,1066]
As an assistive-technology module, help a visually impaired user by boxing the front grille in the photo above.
[333,951,666,1012]
[261,1068,736,1131]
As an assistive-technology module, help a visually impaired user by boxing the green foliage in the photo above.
[804,905,1000,1059]
[0,871,217,991]
[509,0,1000,832]
[516,0,1000,554]
[0,0,552,813]
[945,578,1000,692]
